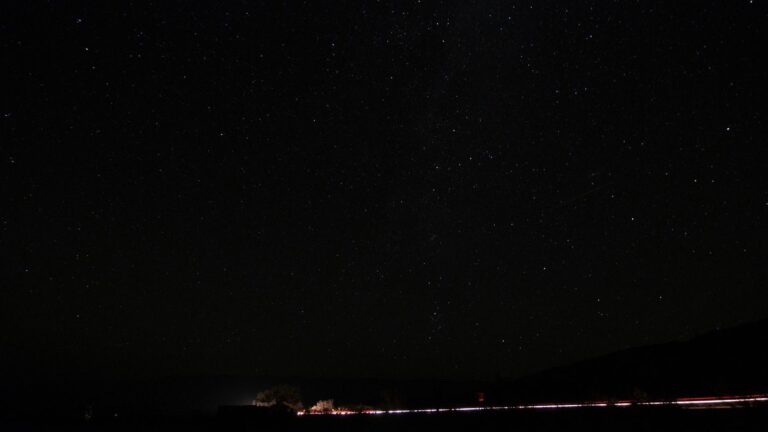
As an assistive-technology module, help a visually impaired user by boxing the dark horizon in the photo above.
[3,317,768,423]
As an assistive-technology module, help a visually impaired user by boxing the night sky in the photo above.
[4,1,768,383]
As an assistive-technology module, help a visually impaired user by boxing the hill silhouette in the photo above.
[2,319,767,422]
[495,318,768,404]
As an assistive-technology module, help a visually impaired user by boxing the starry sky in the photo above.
[4,1,768,382]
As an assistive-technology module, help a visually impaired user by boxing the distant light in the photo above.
[298,394,768,417]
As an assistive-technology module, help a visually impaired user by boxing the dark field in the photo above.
[4,407,768,432]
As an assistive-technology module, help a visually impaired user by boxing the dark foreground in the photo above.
[4,407,768,432]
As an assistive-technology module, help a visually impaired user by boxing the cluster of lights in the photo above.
[297,394,768,416]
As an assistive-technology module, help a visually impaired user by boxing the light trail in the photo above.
[297,394,768,416]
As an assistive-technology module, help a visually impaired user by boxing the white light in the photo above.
[298,394,768,417]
